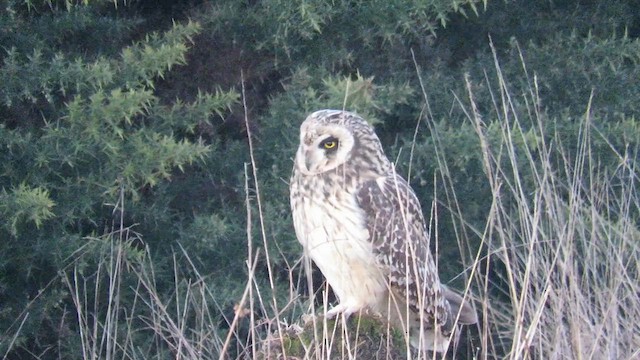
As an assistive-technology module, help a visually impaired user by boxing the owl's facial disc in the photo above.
[295,124,354,175]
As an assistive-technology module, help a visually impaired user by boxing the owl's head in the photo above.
[294,110,390,176]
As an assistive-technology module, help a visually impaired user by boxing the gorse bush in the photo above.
[208,0,485,70]
[0,2,237,357]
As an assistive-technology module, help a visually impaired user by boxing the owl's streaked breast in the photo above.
[291,175,388,308]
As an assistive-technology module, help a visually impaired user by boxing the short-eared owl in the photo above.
[290,110,477,352]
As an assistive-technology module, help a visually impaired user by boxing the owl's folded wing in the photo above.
[355,173,452,330]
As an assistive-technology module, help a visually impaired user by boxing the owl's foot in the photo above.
[324,302,361,319]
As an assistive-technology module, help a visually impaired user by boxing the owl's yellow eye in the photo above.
[323,141,336,149]
[320,137,339,150]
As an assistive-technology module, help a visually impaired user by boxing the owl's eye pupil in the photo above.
[320,137,339,150]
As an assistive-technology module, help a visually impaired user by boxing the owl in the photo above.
[289,110,477,353]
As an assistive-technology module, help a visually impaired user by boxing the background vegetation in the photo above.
[1,0,638,359]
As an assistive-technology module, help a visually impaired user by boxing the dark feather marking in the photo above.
[356,173,452,331]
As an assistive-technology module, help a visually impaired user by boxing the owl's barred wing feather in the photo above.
[356,173,452,331]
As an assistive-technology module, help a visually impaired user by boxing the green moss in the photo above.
[259,312,408,359]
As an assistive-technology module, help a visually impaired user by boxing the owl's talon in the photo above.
[324,305,344,319]
[325,303,360,319]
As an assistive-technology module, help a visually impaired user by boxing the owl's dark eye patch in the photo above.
[319,136,339,151]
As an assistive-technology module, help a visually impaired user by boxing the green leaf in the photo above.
[0,184,55,235]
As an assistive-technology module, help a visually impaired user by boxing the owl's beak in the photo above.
[304,158,311,172]
[296,146,323,175]
[304,149,318,172]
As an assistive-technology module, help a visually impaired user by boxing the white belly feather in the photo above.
[293,192,388,310]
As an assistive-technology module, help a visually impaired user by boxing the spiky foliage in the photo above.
[0,2,237,358]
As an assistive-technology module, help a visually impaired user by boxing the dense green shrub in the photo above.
[0,2,237,357]
[202,0,485,73]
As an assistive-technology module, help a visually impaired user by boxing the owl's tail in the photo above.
[442,285,478,326]
[410,286,477,353]
[380,286,477,353]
